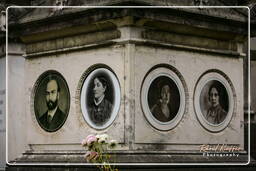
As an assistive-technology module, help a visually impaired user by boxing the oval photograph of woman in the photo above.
[200,80,229,125]
[141,66,186,131]
[194,71,234,132]
[80,67,121,130]
[148,76,180,123]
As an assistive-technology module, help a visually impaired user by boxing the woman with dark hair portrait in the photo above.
[150,84,174,122]
[206,83,227,124]
[88,76,113,125]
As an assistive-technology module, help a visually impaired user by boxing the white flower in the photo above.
[98,134,108,144]
[101,134,108,139]
[96,134,101,140]
[109,140,118,149]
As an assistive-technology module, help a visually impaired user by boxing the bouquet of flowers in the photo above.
[81,134,118,171]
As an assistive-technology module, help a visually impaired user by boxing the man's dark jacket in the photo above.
[39,107,65,131]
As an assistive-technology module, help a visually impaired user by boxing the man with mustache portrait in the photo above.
[39,78,65,131]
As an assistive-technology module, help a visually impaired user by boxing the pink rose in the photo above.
[84,151,99,162]
[84,151,91,162]
[86,136,97,147]
[82,135,97,147]
[89,151,99,161]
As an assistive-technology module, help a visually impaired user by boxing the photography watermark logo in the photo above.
[200,144,242,157]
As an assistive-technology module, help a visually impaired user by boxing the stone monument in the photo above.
[4,0,250,169]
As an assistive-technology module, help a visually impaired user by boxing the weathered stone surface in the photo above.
[25,30,121,54]
[6,165,256,171]
[0,55,6,170]
[133,44,244,147]
[143,20,247,42]
[7,43,27,164]
[21,22,117,43]
[10,0,248,24]
[13,44,126,162]
[10,8,248,42]
[142,30,237,51]
[10,151,248,163]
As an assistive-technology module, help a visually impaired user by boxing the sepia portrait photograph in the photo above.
[147,76,180,123]
[199,80,229,125]
[80,67,120,129]
[141,67,186,131]
[34,71,70,132]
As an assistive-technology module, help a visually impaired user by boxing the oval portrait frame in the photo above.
[80,65,121,130]
[194,70,236,133]
[141,65,187,131]
[32,70,70,132]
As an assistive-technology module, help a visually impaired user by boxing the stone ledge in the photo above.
[24,41,117,58]
[11,8,248,41]
[15,2,248,25]
[5,165,256,171]
[20,21,117,44]
[24,39,244,58]
[7,163,256,171]
[9,152,249,164]
[25,29,121,54]
[142,30,238,51]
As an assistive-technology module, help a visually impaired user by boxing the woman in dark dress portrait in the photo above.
[206,83,227,124]
[150,85,174,122]
[88,76,112,125]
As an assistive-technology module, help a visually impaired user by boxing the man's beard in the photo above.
[47,99,58,110]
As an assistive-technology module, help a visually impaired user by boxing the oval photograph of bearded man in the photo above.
[34,71,70,132]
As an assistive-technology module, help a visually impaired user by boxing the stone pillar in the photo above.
[7,42,27,162]
[0,43,6,170]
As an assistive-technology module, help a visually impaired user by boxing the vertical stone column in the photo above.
[0,43,6,169]
[7,42,27,162]
[124,43,136,150]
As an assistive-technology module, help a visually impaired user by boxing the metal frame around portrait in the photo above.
[141,66,187,131]
[79,65,121,130]
[194,70,236,133]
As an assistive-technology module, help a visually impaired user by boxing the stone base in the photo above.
[8,151,249,164]
[5,161,256,171]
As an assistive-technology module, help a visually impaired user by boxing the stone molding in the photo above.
[25,30,121,54]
